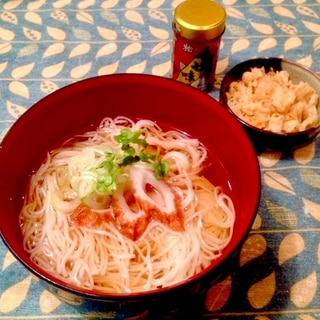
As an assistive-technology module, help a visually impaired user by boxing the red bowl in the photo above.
[0,74,260,317]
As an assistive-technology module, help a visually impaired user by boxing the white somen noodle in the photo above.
[20,116,235,294]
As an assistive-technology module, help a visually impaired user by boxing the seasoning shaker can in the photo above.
[171,0,226,92]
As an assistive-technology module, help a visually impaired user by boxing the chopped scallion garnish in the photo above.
[77,128,170,203]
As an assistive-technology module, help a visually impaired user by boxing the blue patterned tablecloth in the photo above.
[0,0,320,319]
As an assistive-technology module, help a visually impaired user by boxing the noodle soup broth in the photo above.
[19,117,236,294]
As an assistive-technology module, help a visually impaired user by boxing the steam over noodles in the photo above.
[20,117,235,293]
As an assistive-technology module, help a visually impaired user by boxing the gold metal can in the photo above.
[171,0,226,91]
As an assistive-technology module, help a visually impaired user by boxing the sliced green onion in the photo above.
[78,177,96,198]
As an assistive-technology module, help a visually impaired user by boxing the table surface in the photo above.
[0,0,320,319]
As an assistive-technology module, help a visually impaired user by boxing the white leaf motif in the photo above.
[125,0,144,9]
[216,56,229,74]
[51,10,69,24]
[250,22,273,35]
[171,0,183,4]
[9,81,30,99]
[7,101,27,118]
[122,42,142,58]
[12,63,35,79]
[314,37,320,51]
[276,21,297,35]
[250,7,270,18]
[40,81,59,94]
[100,9,120,24]
[98,61,119,75]
[2,250,17,271]
[47,26,66,40]
[69,43,91,58]
[78,0,96,9]
[302,20,320,34]
[225,7,245,19]
[18,43,38,58]
[259,152,281,167]
[97,26,117,40]
[126,60,147,73]
[231,39,250,53]
[0,62,8,74]
[150,41,170,57]
[70,62,93,79]
[27,0,46,10]
[101,0,119,9]
[43,43,65,58]
[1,11,18,24]
[284,37,302,51]
[148,9,168,23]
[0,275,32,312]
[278,233,304,266]
[290,272,317,307]
[122,26,141,40]
[152,60,171,76]
[148,0,166,9]
[40,290,61,313]
[0,43,12,55]
[297,5,319,18]
[227,24,247,37]
[149,26,169,40]
[264,171,295,194]
[258,37,277,52]
[0,27,15,41]
[294,142,315,164]
[4,0,23,10]
[297,55,313,68]
[125,10,144,24]
[302,198,320,222]
[72,27,91,41]
[24,11,42,25]
[273,6,295,19]
[23,27,41,40]
[76,11,94,24]
[42,61,65,78]
[53,0,72,9]
[96,43,117,58]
